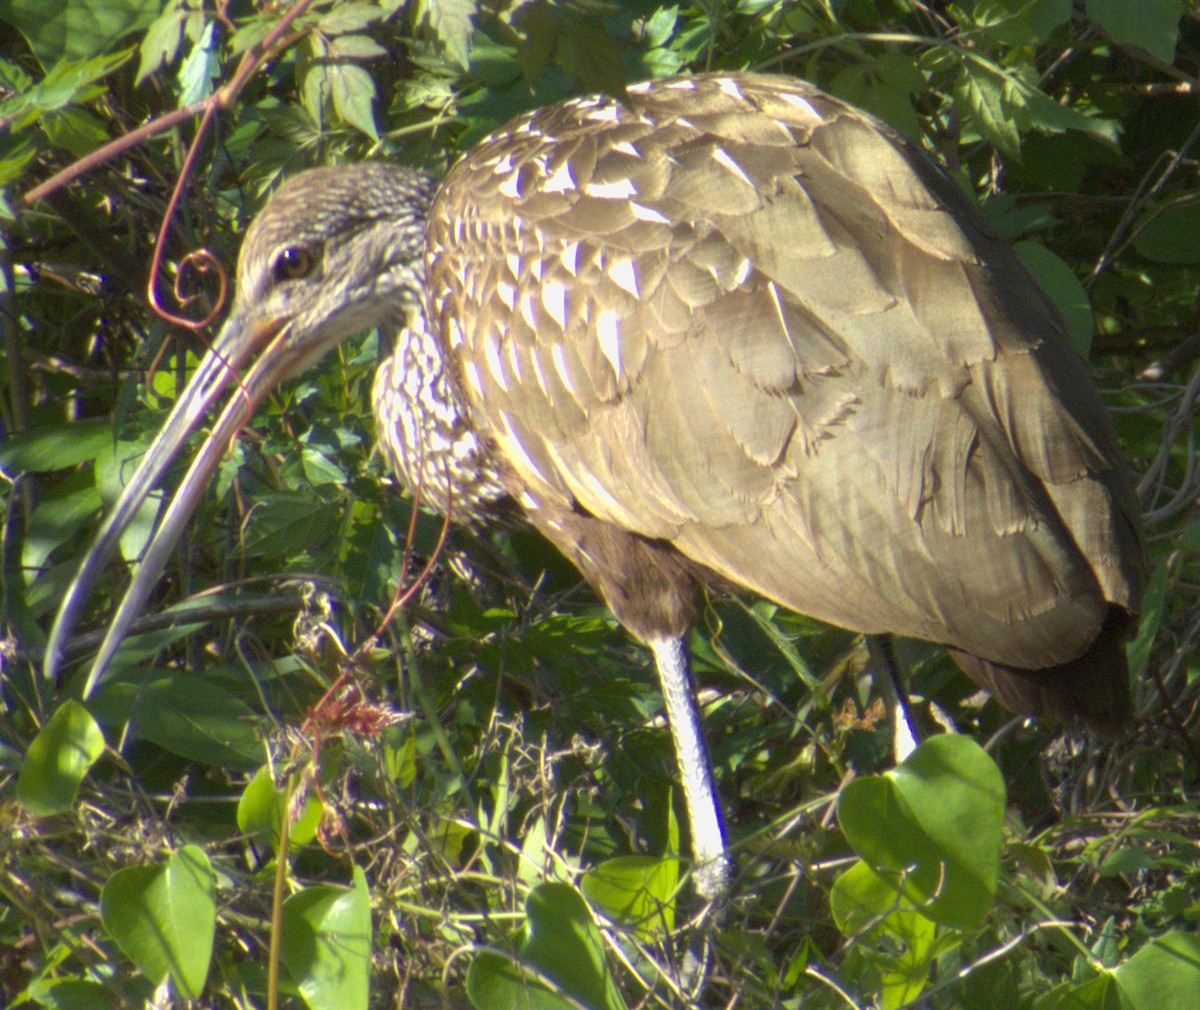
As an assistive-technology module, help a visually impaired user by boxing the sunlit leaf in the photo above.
[100,846,216,999]
[17,700,105,815]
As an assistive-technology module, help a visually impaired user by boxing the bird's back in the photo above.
[423,73,1144,728]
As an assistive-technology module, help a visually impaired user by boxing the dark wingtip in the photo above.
[948,608,1136,737]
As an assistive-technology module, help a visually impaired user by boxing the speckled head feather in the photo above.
[231,163,438,381]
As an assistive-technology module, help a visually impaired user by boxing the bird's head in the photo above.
[44,162,435,696]
[229,163,434,380]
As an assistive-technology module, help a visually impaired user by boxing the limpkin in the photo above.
[45,73,1145,901]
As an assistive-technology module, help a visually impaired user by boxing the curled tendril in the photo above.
[144,248,227,397]
[175,249,228,328]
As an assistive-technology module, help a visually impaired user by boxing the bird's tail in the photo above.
[947,607,1137,737]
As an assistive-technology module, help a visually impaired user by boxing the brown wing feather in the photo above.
[427,73,1143,685]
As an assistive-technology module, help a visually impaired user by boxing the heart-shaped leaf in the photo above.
[581,855,679,938]
[237,765,324,852]
[1115,932,1200,1010]
[467,883,628,1010]
[838,735,1005,929]
[100,845,215,998]
[280,866,371,1010]
[18,701,105,816]
[831,860,937,1009]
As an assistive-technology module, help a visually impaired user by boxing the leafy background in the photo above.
[2,1,1200,1008]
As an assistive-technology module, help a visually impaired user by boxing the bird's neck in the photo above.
[372,296,507,520]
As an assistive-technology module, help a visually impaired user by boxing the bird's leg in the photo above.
[648,636,732,904]
[525,506,730,901]
[867,634,922,761]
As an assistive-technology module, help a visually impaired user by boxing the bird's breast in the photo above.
[372,313,508,521]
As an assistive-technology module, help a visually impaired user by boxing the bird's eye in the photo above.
[272,246,316,283]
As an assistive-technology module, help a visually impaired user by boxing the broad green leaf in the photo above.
[23,478,102,580]
[0,419,113,472]
[1013,241,1093,355]
[237,765,325,852]
[113,673,262,769]
[468,952,580,1010]
[0,0,151,66]
[17,700,105,815]
[317,1,385,35]
[280,867,372,1010]
[20,978,116,1009]
[838,735,1005,930]
[467,883,629,1010]
[329,34,388,59]
[582,855,679,938]
[977,0,1072,44]
[135,7,185,84]
[1087,0,1183,63]
[956,68,1020,157]
[831,860,937,1010]
[329,63,379,140]
[243,489,338,561]
[1035,973,1122,1010]
[177,20,218,105]
[1133,201,1200,265]
[93,438,162,566]
[413,0,475,69]
[41,105,109,155]
[1114,932,1200,1010]
[100,846,216,999]
[0,0,155,68]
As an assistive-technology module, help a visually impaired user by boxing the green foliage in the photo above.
[16,699,105,815]
[838,736,1006,930]
[1,0,1199,1008]
[99,845,216,999]
[280,867,372,1010]
[467,883,629,1010]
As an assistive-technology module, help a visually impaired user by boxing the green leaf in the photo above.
[23,479,103,580]
[329,34,388,59]
[177,20,218,105]
[977,0,1072,44]
[135,7,185,84]
[100,845,216,999]
[1114,932,1200,1010]
[317,1,386,35]
[0,418,114,471]
[0,0,156,68]
[1133,201,1200,264]
[956,67,1021,157]
[414,0,476,70]
[468,952,578,1010]
[837,735,1005,930]
[41,105,109,155]
[329,62,379,139]
[101,673,262,769]
[237,765,325,852]
[1086,0,1183,63]
[1013,241,1094,356]
[280,867,372,1010]
[20,978,116,1010]
[831,860,938,1010]
[93,438,162,565]
[1035,972,1123,1010]
[467,883,629,1010]
[243,489,338,561]
[17,700,105,815]
[581,855,679,938]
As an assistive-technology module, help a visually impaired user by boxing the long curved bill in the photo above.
[44,311,298,699]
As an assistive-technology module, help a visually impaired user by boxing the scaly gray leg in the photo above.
[649,636,731,903]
